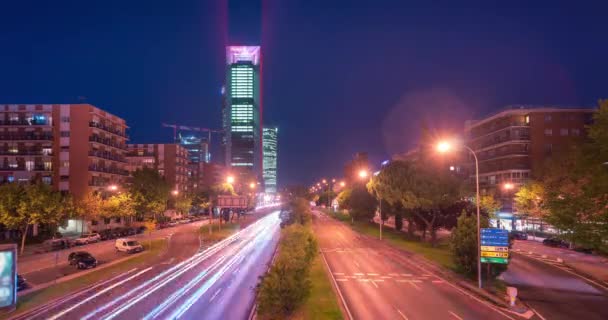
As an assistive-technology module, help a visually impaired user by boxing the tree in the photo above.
[336,188,352,210]
[130,168,171,220]
[72,190,103,233]
[101,192,136,222]
[348,184,378,221]
[0,183,67,255]
[514,182,547,221]
[368,160,461,245]
[480,195,502,220]
[173,194,193,215]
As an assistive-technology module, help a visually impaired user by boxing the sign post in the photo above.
[480,228,509,264]
[0,244,17,312]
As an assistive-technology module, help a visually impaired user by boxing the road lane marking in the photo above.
[319,250,354,320]
[373,279,384,282]
[367,273,378,276]
[333,272,344,275]
[335,279,348,282]
[354,261,360,268]
[209,288,223,302]
[381,276,392,279]
[397,309,409,320]
[48,267,152,320]
[401,273,412,277]
[448,311,463,320]
[408,281,421,291]
[354,272,364,276]
[432,280,444,284]
[389,273,399,276]
[370,280,379,288]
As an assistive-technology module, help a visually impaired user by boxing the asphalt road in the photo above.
[20,221,206,286]
[10,210,281,320]
[314,210,516,320]
[502,253,608,320]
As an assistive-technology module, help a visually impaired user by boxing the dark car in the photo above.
[17,274,27,291]
[136,226,146,234]
[99,229,115,241]
[68,251,98,269]
[125,227,136,236]
[510,231,528,240]
[113,227,128,237]
[573,246,594,254]
[543,237,569,248]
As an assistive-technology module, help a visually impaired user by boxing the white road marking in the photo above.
[367,273,379,276]
[335,279,348,282]
[354,272,364,276]
[209,288,223,302]
[354,261,360,268]
[389,273,399,276]
[397,309,409,320]
[370,280,379,288]
[373,279,384,282]
[401,273,412,277]
[432,280,444,284]
[448,311,464,320]
[530,307,548,320]
[333,272,344,275]
[381,276,392,279]
[408,281,421,291]
[357,279,370,282]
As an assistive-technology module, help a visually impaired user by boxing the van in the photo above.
[115,238,144,253]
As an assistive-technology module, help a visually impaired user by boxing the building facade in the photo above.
[126,143,190,192]
[0,104,129,199]
[224,46,262,180]
[465,106,595,226]
[262,126,278,193]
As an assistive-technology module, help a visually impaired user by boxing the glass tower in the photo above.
[263,126,278,193]
[225,46,261,178]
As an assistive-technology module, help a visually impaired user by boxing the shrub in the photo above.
[257,224,318,317]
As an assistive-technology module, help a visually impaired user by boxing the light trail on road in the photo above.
[41,212,281,320]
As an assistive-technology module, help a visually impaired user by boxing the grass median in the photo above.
[290,253,343,320]
[13,239,167,315]
[199,221,242,242]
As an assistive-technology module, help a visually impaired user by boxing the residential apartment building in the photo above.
[465,105,595,195]
[126,143,190,192]
[0,104,129,199]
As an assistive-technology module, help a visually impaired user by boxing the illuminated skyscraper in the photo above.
[224,46,261,179]
[263,126,278,193]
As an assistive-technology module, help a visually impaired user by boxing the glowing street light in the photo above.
[249,182,256,189]
[340,181,346,187]
[358,169,369,179]
[107,184,118,192]
[226,176,235,184]
[172,190,179,196]
[436,141,451,153]
[503,182,514,191]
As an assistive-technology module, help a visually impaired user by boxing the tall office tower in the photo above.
[262,126,278,193]
[178,133,209,163]
[225,46,261,180]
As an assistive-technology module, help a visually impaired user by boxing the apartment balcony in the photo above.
[474,134,530,150]
[127,152,156,157]
[89,136,128,151]
[469,120,529,138]
[88,165,129,176]
[477,151,529,162]
[0,164,51,171]
[0,133,53,141]
[89,122,128,139]
[0,119,51,126]
[0,149,53,156]
[89,150,127,163]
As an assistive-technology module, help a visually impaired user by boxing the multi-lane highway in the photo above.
[314,210,517,320]
[11,211,281,320]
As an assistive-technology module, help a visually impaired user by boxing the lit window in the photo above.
[25,161,34,171]
[544,129,553,136]
[524,115,530,124]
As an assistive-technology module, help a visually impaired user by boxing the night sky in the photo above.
[1,0,607,187]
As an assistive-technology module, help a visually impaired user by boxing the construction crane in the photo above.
[161,123,223,162]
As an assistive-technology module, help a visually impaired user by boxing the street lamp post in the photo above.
[437,141,482,289]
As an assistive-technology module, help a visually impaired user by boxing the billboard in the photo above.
[0,244,17,310]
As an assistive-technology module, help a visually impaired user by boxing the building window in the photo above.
[61,116,70,123]
[544,129,553,136]
[544,144,553,155]
[560,128,568,136]
[42,176,51,185]
[61,161,69,167]
[25,160,34,171]
[44,161,52,170]
[571,128,580,136]
[42,147,52,155]
[8,146,18,154]
[7,176,14,182]
[60,131,70,137]
[60,175,69,181]
[544,115,552,122]
[61,146,69,151]
[525,115,530,124]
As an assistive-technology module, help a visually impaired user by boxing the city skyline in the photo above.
[0,0,607,187]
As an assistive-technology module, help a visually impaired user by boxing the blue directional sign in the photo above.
[480,228,509,246]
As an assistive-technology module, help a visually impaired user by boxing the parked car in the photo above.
[99,229,115,241]
[115,238,144,253]
[17,274,27,291]
[73,232,101,245]
[543,237,569,248]
[42,238,71,252]
[573,246,594,254]
[112,227,128,237]
[136,226,146,234]
[68,251,97,269]
[510,231,528,240]
[125,227,137,236]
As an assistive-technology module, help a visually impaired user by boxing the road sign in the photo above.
[481,251,509,258]
[480,228,510,264]
[481,257,508,264]
[480,246,509,252]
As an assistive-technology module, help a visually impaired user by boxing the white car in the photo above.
[115,238,144,253]
[74,233,101,245]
